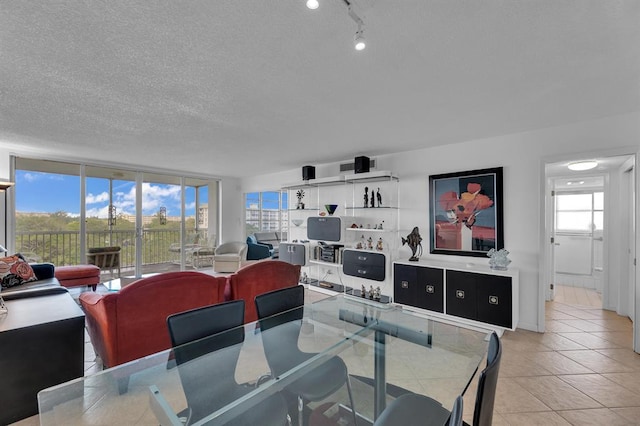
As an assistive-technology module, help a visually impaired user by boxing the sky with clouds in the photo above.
[16,171,203,218]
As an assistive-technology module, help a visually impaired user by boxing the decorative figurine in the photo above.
[373,286,381,300]
[376,237,384,251]
[361,284,366,298]
[402,227,423,261]
[364,186,369,208]
[360,234,366,249]
[379,221,384,230]
[376,188,382,207]
[369,285,374,299]
[296,190,305,209]
[370,190,375,208]
[367,236,373,250]
[487,248,511,270]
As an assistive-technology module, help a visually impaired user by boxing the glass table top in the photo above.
[38,293,491,425]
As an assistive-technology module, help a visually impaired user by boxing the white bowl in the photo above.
[292,219,304,227]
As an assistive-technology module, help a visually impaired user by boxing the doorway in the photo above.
[551,176,605,307]
[542,153,637,352]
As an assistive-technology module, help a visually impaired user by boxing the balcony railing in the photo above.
[15,229,182,268]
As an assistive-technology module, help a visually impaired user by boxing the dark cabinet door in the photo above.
[415,267,444,313]
[446,270,478,321]
[393,264,417,306]
[343,251,386,281]
[476,274,512,328]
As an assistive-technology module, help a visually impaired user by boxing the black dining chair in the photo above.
[373,393,463,426]
[255,285,358,426]
[373,331,501,426]
[167,300,289,426]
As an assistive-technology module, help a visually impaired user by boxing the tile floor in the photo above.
[12,286,640,425]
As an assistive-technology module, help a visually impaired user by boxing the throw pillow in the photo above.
[0,255,38,289]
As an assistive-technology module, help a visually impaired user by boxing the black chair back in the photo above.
[255,285,306,376]
[166,300,245,423]
[473,331,502,426]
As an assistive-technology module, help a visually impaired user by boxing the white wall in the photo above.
[219,176,244,244]
[240,111,640,332]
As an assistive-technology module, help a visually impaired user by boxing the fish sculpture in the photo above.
[402,227,423,261]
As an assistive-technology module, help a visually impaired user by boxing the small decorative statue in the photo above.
[373,286,381,300]
[376,237,384,251]
[376,188,382,207]
[367,236,373,250]
[296,190,305,209]
[487,248,511,270]
[402,227,423,261]
[369,285,375,299]
[364,186,369,208]
[361,284,366,298]
[370,190,375,208]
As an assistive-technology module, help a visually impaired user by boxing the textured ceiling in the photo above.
[1,0,639,178]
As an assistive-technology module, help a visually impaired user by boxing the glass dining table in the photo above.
[38,292,492,425]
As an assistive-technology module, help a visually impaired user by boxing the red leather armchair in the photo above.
[226,260,301,323]
[80,271,226,369]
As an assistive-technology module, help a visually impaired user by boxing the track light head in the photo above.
[354,28,366,51]
[306,0,319,10]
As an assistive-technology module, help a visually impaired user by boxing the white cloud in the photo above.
[111,183,182,216]
[86,205,111,218]
[22,172,40,182]
[86,191,109,204]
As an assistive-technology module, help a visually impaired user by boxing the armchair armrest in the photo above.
[30,262,55,280]
[79,292,119,368]
[247,242,273,261]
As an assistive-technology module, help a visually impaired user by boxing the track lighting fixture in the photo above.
[354,25,366,51]
[305,0,368,51]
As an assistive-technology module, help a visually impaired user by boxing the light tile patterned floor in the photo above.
[12,286,640,425]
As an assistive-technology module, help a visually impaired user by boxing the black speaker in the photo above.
[302,165,315,181]
[354,156,370,174]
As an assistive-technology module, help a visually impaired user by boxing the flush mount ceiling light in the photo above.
[306,0,368,51]
[567,160,598,171]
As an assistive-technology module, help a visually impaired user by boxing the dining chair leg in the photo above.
[298,395,304,426]
[345,376,358,426]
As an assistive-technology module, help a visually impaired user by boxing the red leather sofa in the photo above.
[226,260,301,323]
[79,271,227,369]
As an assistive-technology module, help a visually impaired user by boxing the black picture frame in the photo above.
[429,167,503,257]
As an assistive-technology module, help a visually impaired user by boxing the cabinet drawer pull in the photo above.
[456,290,465,299]
[426,285,435,294]
[401,281,409,289]
[357,269,367,275]
[489,295,499,305]
[357,255,367,261]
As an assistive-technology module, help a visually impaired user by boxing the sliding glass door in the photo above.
[13,157,218,278]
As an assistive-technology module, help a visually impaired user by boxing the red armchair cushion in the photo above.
[80,271,226,368]
[227,260,301,323]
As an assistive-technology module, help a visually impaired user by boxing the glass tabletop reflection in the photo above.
[38,292,491,426]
